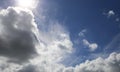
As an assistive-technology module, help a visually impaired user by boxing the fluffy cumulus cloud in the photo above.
[75,52,120,72]
[83,39,98,51]
[0,7,120,72]
[0,7,38,62]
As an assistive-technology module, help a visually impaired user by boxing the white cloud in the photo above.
[103,10,120,22]
[63,67,74,72]
[36,23,73,62]
[103,10,115,18]
[103,10,120,23]
[78,29,87,37]
[83,39,98,51]
[108,10,115,17]
[75,52,120,72]
[89,43,98,51]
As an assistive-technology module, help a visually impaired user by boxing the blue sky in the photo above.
[36,0,120,66]
[49,0,120,45]
[0,0,120,72]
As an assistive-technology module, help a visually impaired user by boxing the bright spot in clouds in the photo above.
[15,0,39,9]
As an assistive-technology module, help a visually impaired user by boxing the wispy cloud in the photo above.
[78,29,87,37]
[103,10,115,18]
[104,33,120,53]
[116,18,120,22]
[103,10,120,22]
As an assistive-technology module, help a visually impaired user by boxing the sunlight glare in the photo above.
[15,0,38,9]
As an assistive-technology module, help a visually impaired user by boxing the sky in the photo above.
[0,0,120,72]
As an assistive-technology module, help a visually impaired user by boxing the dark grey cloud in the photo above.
[18,65,36,72]
[0,7,38,62]
[0,7,74,72]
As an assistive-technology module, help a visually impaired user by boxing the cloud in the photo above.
[1,52,120,72]
[0,7,38,62]
[116,18,120,22]
[104,33,120,53]
[0,7,74,72]
[107,10,115,17]
[18,64,37,72]
[103,10,115,18]
[0,57,22,72]
[78,29,87,37]
[0,6,120,72]
[103,10,120,22]
[63,67,74,72]
[75,52,120,72]
[83,39,98,51]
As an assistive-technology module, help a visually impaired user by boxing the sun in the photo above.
[15,0,38,9]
